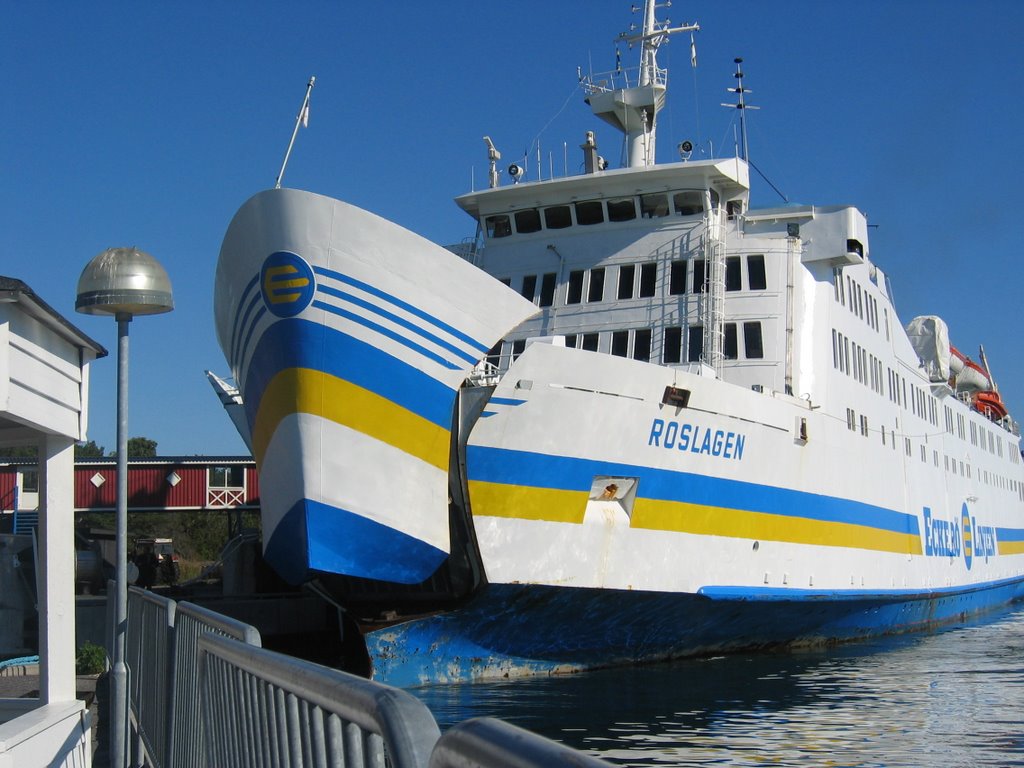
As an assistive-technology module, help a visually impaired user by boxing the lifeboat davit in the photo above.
[949,345,1009,421]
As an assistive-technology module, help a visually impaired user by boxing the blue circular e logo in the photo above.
[962,503,973,571]
[260,251,315,318]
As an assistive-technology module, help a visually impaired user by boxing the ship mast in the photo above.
[584,0,698,167]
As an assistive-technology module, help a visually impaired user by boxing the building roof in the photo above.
[0,276,107,357]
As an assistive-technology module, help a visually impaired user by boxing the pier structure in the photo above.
[0,276,106,765]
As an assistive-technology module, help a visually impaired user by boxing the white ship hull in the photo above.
[213,3,1024,685]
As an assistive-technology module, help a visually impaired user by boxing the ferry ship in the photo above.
[212,2,1024,686]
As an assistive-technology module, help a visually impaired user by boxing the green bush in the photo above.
[76,641,107,675]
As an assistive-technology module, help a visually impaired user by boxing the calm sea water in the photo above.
[411,604,1024,766]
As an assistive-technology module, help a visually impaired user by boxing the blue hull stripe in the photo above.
[263,497,447,585]
[242,318,457,431]
[228,274,261,368]
[467,445,920,536]
[312,299,462,370]
[365,579,1024,686]
[314,266,490,354]
[316,284,480,367]
[997,527,1024,542]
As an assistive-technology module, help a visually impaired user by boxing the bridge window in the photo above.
[607,197,637,222]
[485,214,511,238]
[673,190,704,216]
[581,333,599,352]
[544,205,572,229]
[575,200,605,226]
[640,193,669,218]
[514,209,542,233]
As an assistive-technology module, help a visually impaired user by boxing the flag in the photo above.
[301,100,310,128]
[690,34,697,68]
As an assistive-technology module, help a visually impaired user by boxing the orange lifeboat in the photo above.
[949,345,1009,421]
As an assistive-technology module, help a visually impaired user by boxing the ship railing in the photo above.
[582,64,668,94]
[467,360,502,387]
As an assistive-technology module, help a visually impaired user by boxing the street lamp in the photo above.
[76,247,173,768]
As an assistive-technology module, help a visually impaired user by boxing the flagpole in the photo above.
[275,76,316,189]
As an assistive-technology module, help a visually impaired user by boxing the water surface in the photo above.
[412,605,1024,766]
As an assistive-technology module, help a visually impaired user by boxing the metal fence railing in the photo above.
[116,586,612,768]
[429,717,610,768]
[170,601,262,768]
[197,633,441,768]
[126,587,177,768]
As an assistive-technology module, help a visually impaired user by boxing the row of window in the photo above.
[964,415,1004,458]
[509,254,768,309]
[489,320,766,369]
[843,409,1023,497]
[833,329,885,397]
[833,269,887,338]
[485,188,722,239]
[663,322,765,363]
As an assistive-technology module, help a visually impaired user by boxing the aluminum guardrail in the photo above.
[169,601,262,768]
[197,633,441,768]
[429,717,611,768]
[126,586,176,768]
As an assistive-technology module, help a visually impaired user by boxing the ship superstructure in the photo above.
[213,1,1024,685]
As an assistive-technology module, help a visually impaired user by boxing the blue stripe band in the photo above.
[312,300,462,371]
[466,445,920,537]
[314,266,490,354]
[316,284,480,366]
[242,318,457,431]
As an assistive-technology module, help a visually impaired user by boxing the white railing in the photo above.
[207,487,245,508]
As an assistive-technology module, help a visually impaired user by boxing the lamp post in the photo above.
[76,247,173,768]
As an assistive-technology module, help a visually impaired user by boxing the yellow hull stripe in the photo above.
[468,480,588,524]
[469,481,923,555]
[253,367,450,471]
[632,498,923,555]
[999,540,1024,556]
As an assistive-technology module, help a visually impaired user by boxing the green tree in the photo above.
[0,445,38,459]
[108,437,158,458]
[75,440,106,458]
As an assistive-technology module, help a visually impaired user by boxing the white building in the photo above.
[0,276,106,766]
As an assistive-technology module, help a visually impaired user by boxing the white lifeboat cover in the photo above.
[906,316,950,383]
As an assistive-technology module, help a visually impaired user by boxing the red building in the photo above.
[0,456,259,516]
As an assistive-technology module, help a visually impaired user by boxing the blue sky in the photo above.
[3,1,1022,456]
